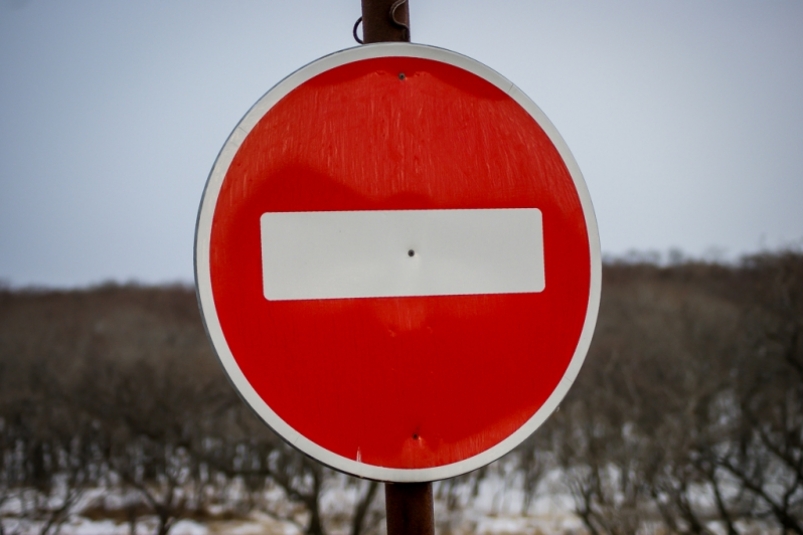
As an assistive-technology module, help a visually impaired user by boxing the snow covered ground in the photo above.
[1,469,584,535]
[1,467,780,534]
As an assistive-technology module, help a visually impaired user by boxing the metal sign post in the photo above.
[358,6,434,535]
[385,481,434,535]
[358,0,410,44]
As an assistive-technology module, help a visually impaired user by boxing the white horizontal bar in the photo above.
[260,209,544,301]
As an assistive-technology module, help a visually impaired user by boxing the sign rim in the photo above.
[195,42,602,482]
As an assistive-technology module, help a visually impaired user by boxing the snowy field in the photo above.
[2,468,775,535]
[1,469,584,535]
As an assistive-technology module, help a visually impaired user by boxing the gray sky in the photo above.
[1,0,802,287]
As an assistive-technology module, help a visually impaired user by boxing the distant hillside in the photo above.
[1,254,801,535]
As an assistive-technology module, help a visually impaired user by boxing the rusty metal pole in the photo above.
[356,2,433,535]
[359,0,410,43]
[385,482,434,535]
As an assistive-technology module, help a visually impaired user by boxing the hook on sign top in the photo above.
[195,43,601,482]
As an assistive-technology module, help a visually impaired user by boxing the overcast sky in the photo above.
[1,0,802,287]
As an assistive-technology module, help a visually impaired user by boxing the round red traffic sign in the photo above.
[196,43,601,482]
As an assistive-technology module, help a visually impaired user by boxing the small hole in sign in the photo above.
[408,250,415,257]
[412,434,419,440]
[398,72,406,80]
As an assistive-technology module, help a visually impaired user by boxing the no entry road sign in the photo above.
[195,43,601,482]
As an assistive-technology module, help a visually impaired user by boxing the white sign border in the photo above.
[195,42,602,483]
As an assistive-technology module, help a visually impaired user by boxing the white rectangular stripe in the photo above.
[260,209,544,301]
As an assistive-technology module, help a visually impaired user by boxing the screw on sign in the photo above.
[195,43,601,482]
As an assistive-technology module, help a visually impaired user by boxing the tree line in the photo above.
[0,251,801,534]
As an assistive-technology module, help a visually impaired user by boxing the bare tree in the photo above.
[717,253,803,534]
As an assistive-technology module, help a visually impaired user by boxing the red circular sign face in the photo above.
[196,44,600,482]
